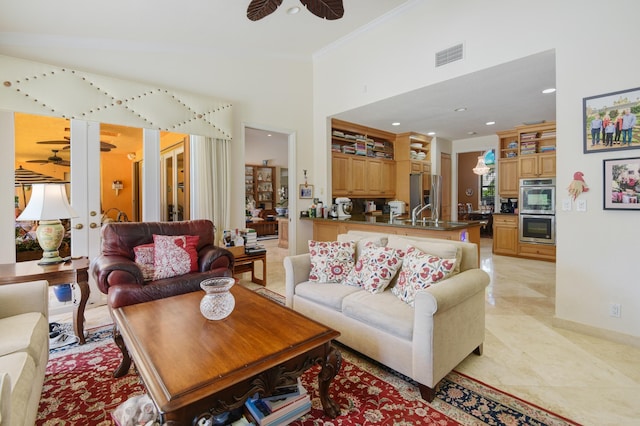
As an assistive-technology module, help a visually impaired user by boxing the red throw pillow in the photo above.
[152,234,200,280]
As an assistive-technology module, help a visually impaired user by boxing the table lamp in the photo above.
[16,184,78,265]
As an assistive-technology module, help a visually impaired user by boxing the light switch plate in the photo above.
[576,199,587,212]
[562,198,572,211]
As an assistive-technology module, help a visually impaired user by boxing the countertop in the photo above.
[301,214,481,231]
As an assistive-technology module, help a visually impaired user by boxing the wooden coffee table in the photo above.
[112,285,341,424]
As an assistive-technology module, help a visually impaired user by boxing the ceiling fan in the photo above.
[247,0,344,21]
[26,149,70,167]
[37,138,117,152]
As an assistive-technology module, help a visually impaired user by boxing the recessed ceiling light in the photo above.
[267,134,272,137]
[427,132,436,136]
[542,88,556,94]
[287,7,300,15]
[454,107,467,112]
[391,122,401,126]
[485,121,495,126]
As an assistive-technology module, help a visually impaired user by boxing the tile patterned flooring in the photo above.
[53,238,640,425]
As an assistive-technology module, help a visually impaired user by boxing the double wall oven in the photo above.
[519,178,555,244]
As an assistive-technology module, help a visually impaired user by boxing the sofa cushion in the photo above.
[153,234,200,280]
[0,312,48,363]
[134,243,155,281]
[308,240,355,283]
[342,243,404,293]
[337,233,388,259]
[392,246,457,306]
[342,290,414,340]
[294,282,361,311]
[0,351,36,426]
[387,235,462,276]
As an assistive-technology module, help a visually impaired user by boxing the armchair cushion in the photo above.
[152,234,199,280]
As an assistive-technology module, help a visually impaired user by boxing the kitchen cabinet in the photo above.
[331,119,396,199]
[518,242,556,261]
[331,153,395,197]
[519,153,556,178]
[496,122,556,192]
[492,214,518,256]
[497,158,519,196]
[245,165,275,209]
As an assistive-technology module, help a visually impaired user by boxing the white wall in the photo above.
[312,0,640,341]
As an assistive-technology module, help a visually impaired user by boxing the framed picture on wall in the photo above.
[583,87,640,154]
[299,184,313,199]
[603,157,640,210]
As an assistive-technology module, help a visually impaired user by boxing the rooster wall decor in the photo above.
[568,171,589,200]
[247,0,344,21]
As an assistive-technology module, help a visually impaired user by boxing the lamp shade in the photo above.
[17,184,78,221]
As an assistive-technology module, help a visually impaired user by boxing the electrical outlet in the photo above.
[610,303,622,318]
[562,198,572,211]
[576,199,587,212]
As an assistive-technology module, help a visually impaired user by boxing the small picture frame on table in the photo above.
[299,184,313,199]
[583,87,640,154]
[603,157,640,210]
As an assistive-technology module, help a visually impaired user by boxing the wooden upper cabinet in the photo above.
[330,119,396,198]
[498,158,519,196]
[331,154,350,196]
[520,153,556,178]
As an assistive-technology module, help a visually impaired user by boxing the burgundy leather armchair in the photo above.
[90,219,234,376]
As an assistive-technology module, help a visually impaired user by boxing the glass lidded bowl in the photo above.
[199,277,236,320]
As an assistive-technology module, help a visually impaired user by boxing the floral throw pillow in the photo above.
[392,245,457,306]
[152,234,200,280]
[133,243,155,281]
[342,242,405,293]
[308,240,355,283]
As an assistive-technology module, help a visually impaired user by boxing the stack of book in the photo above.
[241,228,258,248]
[244,380,310,426]
[520,141,537,155]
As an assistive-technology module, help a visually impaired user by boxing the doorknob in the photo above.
[74,224,83,230]
[90,223,98,229]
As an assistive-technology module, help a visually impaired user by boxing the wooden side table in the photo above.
[0,258,90,344]
[233,251,267,286]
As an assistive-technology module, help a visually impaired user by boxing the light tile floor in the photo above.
[52,238,640,425]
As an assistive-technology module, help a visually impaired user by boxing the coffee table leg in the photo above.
[318,345,342,418]
[113,325,132,378]
[72,280,90,344]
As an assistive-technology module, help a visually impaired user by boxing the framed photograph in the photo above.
[583,87,640,154]
[299,184,313,199]
[603,157,640,210]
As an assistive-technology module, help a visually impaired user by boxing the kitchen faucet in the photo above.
[411,203,431,226]
[389,211,402,224]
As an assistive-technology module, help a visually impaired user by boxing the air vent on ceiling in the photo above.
[435,44,463,67]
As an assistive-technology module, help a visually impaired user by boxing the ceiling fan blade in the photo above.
[247,0,283,21]
[300,0,344,20]
[36,140,70,145]
[26,159,49,164]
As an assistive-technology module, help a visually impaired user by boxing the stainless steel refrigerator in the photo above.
[410,174,442,221]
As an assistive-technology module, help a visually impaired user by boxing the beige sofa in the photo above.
[285,231,490,402]
[0,280,49,426]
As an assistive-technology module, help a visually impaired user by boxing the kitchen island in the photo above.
[301,215,482,265]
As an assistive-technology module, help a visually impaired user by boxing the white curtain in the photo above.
[189,135,231,244]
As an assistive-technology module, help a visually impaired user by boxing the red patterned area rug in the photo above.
[37,326,579,426]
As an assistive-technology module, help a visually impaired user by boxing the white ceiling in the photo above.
[1,0,555,144]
